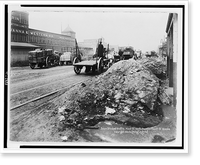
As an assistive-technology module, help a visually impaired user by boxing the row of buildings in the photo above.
[10,10,91,66]
[10,10,121,66]
[11,11,127,66]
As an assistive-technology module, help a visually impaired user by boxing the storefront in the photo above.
[11,42,39,66]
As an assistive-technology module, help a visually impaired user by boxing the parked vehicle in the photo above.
[113,53,121,62]
[59,52,73,65]
[28,49,59,69]
[122,47,135,60]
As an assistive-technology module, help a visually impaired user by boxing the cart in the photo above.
[60,52,73,65]
[73,38,112,74]
[73,56,112,75]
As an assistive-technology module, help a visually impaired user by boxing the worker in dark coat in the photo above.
[97,41,104,58]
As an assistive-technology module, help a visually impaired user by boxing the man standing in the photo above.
[97,41,104,58]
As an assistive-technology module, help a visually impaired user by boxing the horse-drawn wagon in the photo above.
[73,39,111,74]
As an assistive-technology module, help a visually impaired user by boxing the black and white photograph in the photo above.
[2,1,188,153]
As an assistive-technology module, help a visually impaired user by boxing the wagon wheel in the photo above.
[73,57,82,74]
[46,57,51,68]
[30,63,35,69]
[97,57,104,74]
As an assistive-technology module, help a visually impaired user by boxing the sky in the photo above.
[28,9,169,53]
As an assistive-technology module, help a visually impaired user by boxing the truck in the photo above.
[28,49,60,69]
[122,47,135,60]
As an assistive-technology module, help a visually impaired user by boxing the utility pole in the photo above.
[61,22,62,33]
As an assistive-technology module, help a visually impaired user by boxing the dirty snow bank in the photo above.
[55,58,170,131]
[138,57,167,79]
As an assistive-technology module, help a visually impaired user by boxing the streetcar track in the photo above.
[10,78,91,110]
[10,71,77,96]
[10,66,73,84]
[10,69,75,96]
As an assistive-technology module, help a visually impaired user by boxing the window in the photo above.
[11,34,14,42]
[17,34,19,41]
[13,34,16,41]
[16,34,18,41]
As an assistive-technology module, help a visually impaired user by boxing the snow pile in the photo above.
[57,59,167,129]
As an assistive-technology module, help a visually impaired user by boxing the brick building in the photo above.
[11,11,76,66]
[28,27,75,53]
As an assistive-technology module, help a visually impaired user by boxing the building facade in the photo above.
[11,11,29,43]
[11,11,76,66]
[28,28,75,53]
[166,13,178,107]
[11,11,37,66]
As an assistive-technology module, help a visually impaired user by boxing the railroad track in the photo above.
[10,78,91,110]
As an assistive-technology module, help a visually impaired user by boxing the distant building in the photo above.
[109,45,119,53]
[78,39,98,54]
[166,13,178,107]
[158,39,167,58]
[61,26,76,38]
[28,28,75,53]
[78,38,108,54]
[11,10,76,66]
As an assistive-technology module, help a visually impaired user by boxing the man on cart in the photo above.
[97,41,104,58]
[73,38,111,74]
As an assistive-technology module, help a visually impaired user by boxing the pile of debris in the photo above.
[138,57,167,79]
[56,58,170,131]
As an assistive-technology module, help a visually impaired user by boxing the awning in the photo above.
[11,42,40,48]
